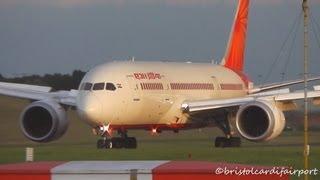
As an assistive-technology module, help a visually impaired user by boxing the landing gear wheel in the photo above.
[215,137,224,148]
[111,137,125,149]
[97,128,138,149]
[215,137,241,148]
[124,137,137,149]
[97,139,106,149]
[230,137,241,147]
[105,139,112,149]
[109,137,137,149]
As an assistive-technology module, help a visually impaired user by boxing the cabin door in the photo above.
[211,76,220,98]
[125,75,142,122]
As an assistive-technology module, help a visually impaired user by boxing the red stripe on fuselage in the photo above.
[109,123,210,131]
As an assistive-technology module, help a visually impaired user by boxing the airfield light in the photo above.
[25,147,34,162]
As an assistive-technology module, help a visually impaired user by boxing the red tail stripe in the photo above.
[224,0,250,72]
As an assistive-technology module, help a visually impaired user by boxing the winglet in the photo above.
[221,0,250,72]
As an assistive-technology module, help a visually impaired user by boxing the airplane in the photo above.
[1,0,320,149]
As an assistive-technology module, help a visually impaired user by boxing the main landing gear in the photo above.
[96,129,137,149]
[214,111,241,148]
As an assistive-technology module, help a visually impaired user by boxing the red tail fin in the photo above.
[221,0,250,72]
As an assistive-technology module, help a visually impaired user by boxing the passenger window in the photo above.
[84,83,93,90]
[93,82,105,90]
[106,83,116,91]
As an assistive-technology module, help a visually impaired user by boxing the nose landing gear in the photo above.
[96,127,137,149]
[108,137,137,149]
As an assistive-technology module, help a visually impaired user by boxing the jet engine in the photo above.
[20,100,69,142]
[235,100,285,142]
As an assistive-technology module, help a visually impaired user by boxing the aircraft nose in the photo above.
[78,94,102,122]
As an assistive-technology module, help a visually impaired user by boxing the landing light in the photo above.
[151,128,162,135]
[151,128,157,135]
[98,124,113,136]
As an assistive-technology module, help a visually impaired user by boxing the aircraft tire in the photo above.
[97,139,105,149]
[111,137,124,149]
[124,137,137,149]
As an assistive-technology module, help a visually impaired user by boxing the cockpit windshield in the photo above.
[106,83,116,91]
[80,82,93,90]
[80,82,116,91]
[93,82,105,90]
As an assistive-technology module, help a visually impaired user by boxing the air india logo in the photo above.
[133,72,162,80]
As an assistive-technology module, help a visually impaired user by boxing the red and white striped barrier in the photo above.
[0,161,289,180]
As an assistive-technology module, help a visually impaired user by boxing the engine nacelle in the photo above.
[20,100,69,143]
[236,100,285,142]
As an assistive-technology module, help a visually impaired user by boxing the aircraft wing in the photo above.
[249,76,320,94]
[182,86,320,113]
[0,82,77,107]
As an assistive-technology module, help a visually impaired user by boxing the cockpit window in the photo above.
[93,82,105,90]
[106,83,116,91]
[83,83,93,90]
[80,83,86,90]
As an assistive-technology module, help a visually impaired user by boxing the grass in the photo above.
[0,95,319,179]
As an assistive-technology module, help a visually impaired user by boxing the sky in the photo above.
[0,0,320,83]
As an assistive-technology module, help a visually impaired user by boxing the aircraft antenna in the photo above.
[302,0,309,180]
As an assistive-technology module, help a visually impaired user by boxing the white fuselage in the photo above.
[76,61,248,130]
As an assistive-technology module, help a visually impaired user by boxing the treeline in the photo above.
[284,111,320,131]
[0,70,86,91]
